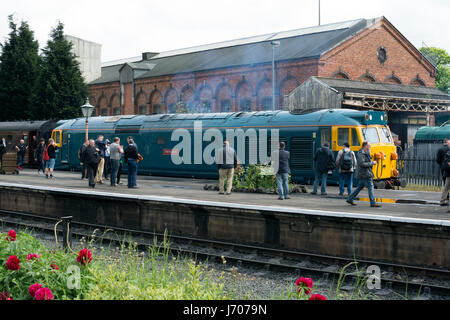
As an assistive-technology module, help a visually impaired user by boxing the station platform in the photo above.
[1,169,450,268]
[0,169,448,224]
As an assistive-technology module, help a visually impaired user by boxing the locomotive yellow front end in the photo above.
[332,111,401,189]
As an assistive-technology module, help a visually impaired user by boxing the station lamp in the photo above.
[81,98,94,142]
[271,41,281,111]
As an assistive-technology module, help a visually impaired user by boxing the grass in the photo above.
[1,225,428,300]
[400,184,442,192]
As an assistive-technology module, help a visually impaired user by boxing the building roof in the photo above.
[90,18,380,85]
[314,77,450,101]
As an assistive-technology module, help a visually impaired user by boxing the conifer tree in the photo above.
[0,15,41,120]
[37,21,88,120]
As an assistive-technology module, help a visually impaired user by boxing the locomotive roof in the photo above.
[56,109,387,131]
[0,120,54,132]
[414,124,450,142]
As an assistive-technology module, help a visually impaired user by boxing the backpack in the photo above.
[340,150,353,171]
[42,145,50,161]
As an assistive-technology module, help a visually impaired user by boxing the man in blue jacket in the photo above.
[311,142,334,196]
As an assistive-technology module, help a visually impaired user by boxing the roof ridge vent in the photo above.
[142,52,159,60]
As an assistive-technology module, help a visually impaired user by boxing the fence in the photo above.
[397,144,443,187]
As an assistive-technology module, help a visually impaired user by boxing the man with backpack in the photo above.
[437,138,450,206]
[311,142,335,196]
[335,142,357,196]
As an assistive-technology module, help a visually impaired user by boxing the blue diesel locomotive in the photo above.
[51,109,399,186]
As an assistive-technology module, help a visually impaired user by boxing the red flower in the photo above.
[6,255,20,271]
[27,253,40,261]
[50,262,59,270]
[295,277,313,295]
[34,287,54,300]
[76,248,92,266]
[0,291,13,300]
[29,283,42,298]
[5,230,16,241]
[309,294,327,300]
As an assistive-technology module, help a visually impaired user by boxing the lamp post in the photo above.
[80,98,94,142]
[271,40,281,111]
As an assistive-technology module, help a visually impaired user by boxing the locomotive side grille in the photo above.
[290,137,313,170]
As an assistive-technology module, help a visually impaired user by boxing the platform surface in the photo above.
[0,169,449,224]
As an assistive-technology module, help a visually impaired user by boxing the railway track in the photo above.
[1,208,450,298]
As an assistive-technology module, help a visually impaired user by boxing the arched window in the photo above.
[384,72,402,85]
[150,88,163,114]
[235,77,254,112]
[331,68,350,79]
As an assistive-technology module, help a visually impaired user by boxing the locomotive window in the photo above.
[379,127,392,143]
[362,127,380,143]
[157,136,166,145]
[320,128,331,146]
[351,128,361,146]
[337,128,350,146]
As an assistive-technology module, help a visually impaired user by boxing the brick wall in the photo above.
[318,19,435,87]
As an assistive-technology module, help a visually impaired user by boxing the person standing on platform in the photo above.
[311,142,334,196]
[0,137,6,165]
[346,141,381,208]
[15,139,28,170]
[44,138,57,179]
[78,140,89,179]
[109,137,123,187]
[104,139,111,181]
[81,139,101,188]
[272,141,290,200]
[335,142,357,196]
[34,138,46,174]
[437,138,450,206]
[215,140,239,195]
[124,138,139,189]
[95,135,106,184]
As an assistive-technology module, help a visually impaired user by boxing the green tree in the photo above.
[0,15,41,120]
[420,46,450,94]
[37,21,87,120]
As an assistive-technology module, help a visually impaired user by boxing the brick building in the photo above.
[88,16,437,118]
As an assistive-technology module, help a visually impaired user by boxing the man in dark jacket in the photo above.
[215,140,239,195]
[34,138,46,174]
[78,140,89,179]
[437,138,450,206]
[81,139,101,188]
[311,143,334,195]
[346,141,381,208]
[272,141,290,200]
[124,138,139,188]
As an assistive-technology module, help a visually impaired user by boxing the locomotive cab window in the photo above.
[351,128,361,147]
[337,128,350,146]
[362,127,380,143]
[379,127,392,143]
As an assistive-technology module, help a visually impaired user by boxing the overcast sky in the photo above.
[1,0,449,62]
